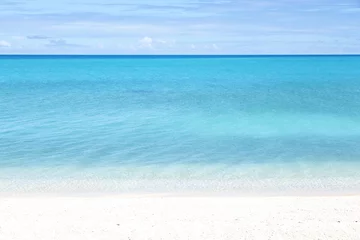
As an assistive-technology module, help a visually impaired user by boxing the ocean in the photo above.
[1,55,360,195]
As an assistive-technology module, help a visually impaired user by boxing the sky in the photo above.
[0,0,360,54]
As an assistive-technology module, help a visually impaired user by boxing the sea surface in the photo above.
[1,55,360,195]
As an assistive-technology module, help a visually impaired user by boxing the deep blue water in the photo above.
[1,55,360,194]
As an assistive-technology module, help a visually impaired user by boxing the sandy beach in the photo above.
[1,195,360,240]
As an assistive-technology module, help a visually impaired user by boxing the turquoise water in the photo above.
[1,55,360,195]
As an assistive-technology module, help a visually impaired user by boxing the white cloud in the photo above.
[212,43,219,50]
[136,37,177,51]
[156,39,167,44]
[138,36,153,49]
[0,40,11,48]
[202,43,220,51]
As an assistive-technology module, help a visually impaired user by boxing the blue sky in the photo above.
[0,0,360,54]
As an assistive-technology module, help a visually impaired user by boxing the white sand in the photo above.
[1,195,360,240]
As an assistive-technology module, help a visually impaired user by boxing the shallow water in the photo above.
[1,55,360,195]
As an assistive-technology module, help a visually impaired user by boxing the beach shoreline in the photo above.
[2,176,360,198]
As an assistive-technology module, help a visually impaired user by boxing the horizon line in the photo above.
[1,54,360,57]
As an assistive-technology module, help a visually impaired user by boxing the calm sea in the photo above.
[1,55,360,195]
